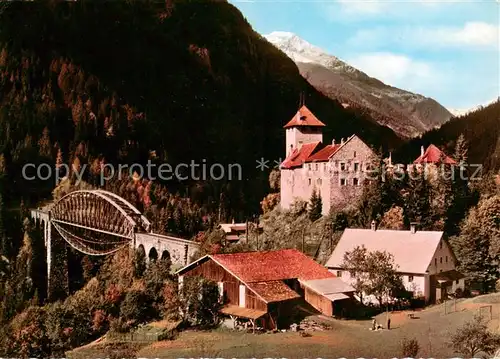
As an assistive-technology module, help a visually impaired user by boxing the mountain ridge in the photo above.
[264,31,453,138]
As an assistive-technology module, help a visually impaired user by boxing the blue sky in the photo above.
[230,0,499,110]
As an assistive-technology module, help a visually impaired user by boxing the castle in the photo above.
[280,105,376,214]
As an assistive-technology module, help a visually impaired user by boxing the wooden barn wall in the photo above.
[245,291,267,311]
[183,259,241,305]
[304,287,332,317]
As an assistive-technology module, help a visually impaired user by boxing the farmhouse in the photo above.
[325,223,465,304]
[176,249,355,330]
[280,105,377,214]
[219,221,263,242]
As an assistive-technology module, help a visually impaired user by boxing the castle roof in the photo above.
[413,144,457,165]
[281,142,322,169]
[283,105,326,128]
[306,144,341,162]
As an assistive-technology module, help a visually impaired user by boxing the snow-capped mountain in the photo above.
[448,97,500,117]
[264,31,452,138]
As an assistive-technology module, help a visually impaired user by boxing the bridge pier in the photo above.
[30,208,53,299]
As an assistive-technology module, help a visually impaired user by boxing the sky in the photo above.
[230,0,499,110]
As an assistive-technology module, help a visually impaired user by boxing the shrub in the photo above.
[119,289,154,325]
[401,337,420,357]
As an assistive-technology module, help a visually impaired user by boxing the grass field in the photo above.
[67,293,500,359]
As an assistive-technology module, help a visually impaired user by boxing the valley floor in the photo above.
[67,293,500,359]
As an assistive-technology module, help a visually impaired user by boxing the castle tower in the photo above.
[283,105,325,156]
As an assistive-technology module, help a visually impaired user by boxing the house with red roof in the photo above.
[280,105,377,214]
[176,249,355,330]
[414,144,457,165]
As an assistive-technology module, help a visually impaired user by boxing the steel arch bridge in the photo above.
[50,190,152,255]
[31,190,199,294]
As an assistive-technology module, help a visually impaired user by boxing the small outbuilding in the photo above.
[176,249,355,329]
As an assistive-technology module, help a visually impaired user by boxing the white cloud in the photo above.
[336,0,386,15]
[347,52,440,92]
[349,22,499,50]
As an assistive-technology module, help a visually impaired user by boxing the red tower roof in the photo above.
[283,105,326,128]
[413,144,457,165]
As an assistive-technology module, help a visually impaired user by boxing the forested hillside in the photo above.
[0,0,400,217]
[396,100,500,171]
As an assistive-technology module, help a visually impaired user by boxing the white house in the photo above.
[325,223,465,304]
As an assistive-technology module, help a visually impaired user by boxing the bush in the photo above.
[109,317,131,334]
[119,289,154,325]
[180,276,222,327]
[401,337,420,357]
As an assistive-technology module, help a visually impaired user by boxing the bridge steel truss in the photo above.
[30,190,198,297]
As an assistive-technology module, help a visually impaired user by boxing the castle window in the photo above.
[308,178,311,186]
[439,242,443,249]
[446,256,448,263]
[353,178,359,186]
[354,163,360,172]
[315,163,318,171]
[340,178,347,186]
[354,151,357,158]
[340,162,346,171]
[440,257,443,264]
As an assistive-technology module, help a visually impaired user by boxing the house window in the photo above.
[440,257,443,264]
[337,271,342,277]
[439,242,443,249]
[315,163,318,171]
[408,275,414,282]
[354,163,359,172]
[340,178,347,186]
[446,256,448,263]
[353,178,359,186]
[340,162,346,171]
[354,151,357,158]
[308,178,311,186]
[317,178,322,186]
[435,258,437,266]
[324,163,327,171]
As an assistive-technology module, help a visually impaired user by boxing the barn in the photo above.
[176,249,355,330]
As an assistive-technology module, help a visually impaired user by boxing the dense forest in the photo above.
[0,1,498,357]
[395,100,500,171]
[0,0,400,214]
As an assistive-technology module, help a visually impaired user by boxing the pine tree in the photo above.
[0,193,6,257]
[403,166,433,229]
[454,133,468,165]
[445,135,472,235]
[38,127,52,159]
[308,188,322,222]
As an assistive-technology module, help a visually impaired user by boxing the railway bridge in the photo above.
[31,190,200,293]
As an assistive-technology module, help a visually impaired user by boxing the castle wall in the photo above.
[328,136,376,211]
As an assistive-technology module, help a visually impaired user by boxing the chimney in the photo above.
[371,220,377,231]
[421,145,425,157]
[332,139,335,145]
[410,222,418,234]
[341,138,345,145]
